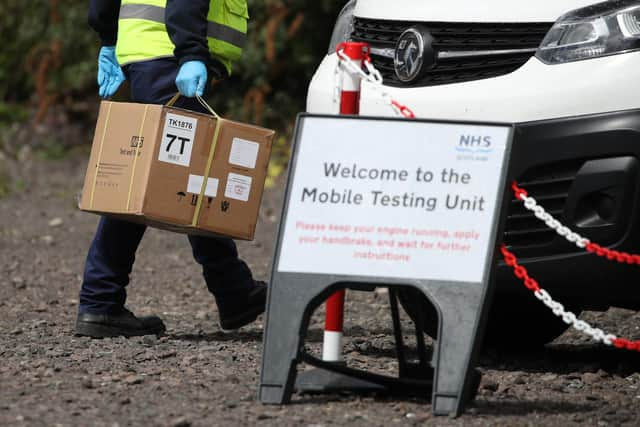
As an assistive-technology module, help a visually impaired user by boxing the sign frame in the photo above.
[259,113,515,416]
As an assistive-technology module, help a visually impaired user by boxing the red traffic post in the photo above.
[336,41,369,115]
[322,41,370,362]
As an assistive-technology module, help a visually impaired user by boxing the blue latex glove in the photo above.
[175,61,208,97]
[97,46,125,98]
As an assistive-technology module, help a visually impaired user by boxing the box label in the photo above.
[159,113,198,167]
[187,174,219,197]
[229,137,260,169]
[225,173,252,202]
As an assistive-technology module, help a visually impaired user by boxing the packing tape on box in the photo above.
[89,102,113,209]
[192,96,222,227]
[166,94,223,227]
[126,104,150,210]
[89,102,149,211]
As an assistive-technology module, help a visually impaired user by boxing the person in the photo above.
[76,0,266,338]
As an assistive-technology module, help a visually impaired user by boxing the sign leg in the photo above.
[259,274,330,404]
[427,284,484,416]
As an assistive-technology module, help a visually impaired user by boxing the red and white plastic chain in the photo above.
[335,49,416,119]
[506,181,640,351]
[333,49,639,351]
[512,181,640,265]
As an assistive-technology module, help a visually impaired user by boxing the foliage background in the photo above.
[0,0,344,169]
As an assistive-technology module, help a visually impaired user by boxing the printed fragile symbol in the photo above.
[221,200,230,212]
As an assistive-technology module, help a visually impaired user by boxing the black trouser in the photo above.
[79,58,254,314]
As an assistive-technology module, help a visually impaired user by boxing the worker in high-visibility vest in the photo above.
[76,0,266,338]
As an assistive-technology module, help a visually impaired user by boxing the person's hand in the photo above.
[175,61,208,97]
[97,46,126,98]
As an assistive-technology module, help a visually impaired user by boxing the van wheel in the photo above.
[396,288,579,348]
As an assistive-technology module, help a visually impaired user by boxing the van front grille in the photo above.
[351,18,552,87]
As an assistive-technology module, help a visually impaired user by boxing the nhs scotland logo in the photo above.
[455,134,493,161]
[456,134,493,153]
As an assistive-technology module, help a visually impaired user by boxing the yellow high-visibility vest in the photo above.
[116,0,248,75]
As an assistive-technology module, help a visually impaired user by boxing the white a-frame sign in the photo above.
[260,114,513,416]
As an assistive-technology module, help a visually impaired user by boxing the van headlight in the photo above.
[328,0,357,54]
[537,1,640,64]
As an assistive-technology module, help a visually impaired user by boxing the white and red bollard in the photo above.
[321,41,370,362]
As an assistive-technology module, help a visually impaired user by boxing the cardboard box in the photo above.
[79,100,275,240]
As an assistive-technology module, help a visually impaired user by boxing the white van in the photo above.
[306,0,640,346]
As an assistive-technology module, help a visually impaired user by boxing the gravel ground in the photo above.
[2,151,640,426]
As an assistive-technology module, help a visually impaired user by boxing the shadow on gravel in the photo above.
[346,346,398,359]
[290,393,594,416]
[483,344,640,374]
[290,393,428,405]
[304,327,396,343]
[344,325,396,336]
[169,330,263,343]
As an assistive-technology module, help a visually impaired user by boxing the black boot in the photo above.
[75,307,166,338]
[218,281,267,332]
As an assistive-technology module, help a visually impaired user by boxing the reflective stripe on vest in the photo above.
[119,4,247,49]
[116,0,247,75]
